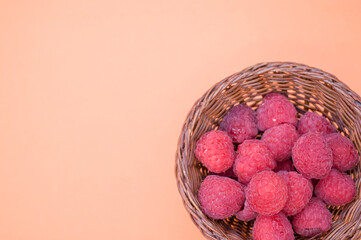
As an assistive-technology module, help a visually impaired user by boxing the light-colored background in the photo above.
[1,1,361,239]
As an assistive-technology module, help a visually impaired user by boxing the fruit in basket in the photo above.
[261,123,298,162]
[324,133,359,171]
[292,131,333,179]
[297,112,336,135]
[195,130,235,173]
[315,169,356,206]
[292,197,332,237]
[198,175,245,219]
[246,171,288,216]
[233,140,276,183]
[235,199,258,222]
[193,92,358,239]
[278,171,313,216]
[256,93,298,131]
[253,212,294,240]
[219,104,258,144]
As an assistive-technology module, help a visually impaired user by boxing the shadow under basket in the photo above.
[175,62,361,240]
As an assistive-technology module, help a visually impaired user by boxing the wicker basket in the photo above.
[175,62,361,240]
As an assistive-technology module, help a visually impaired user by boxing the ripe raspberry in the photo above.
[275,159,295,172]
[235,199,257,222]
[198,175,245,219]
[297,112,336,135]
[315,169,356,206]
[195,130,235,173]
[253,212,294,240]
[278,171,313,216]
[324,133,359,171]
[292,131,333,179]
[233,140,276,183]
[256,93,298,131]
[261,123,298,162]
[246,171,288,216]
[292,197,332,237]
[219,104,258,144]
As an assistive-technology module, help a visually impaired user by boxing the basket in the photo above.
[175,62,361,240]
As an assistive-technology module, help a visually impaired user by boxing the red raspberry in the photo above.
[315,169,356,206]
[253,212,294,240]
[198,175,245,219]
[324,133,359,171]
[235,199,257,222]
[278,171,313,216]
[297,112,336,135]
[233,140,276,183]
[219,104,258,144]
[275,159,295,172]
[292,197,332,237]
[246,171,288,216]
[292,131,333,179]
[256,93,298,131]
[195,130,235,173]
[261,123,298,162]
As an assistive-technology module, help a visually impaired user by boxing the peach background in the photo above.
[0,1,361,239]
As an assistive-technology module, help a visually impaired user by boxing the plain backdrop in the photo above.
[1,1,361,239]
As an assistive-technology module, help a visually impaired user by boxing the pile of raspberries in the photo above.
[195,93,359,240]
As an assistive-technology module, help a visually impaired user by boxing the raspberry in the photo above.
[292,131,333,179]
[324,133,359,171]
[253,212,294,240]
[235,199,257,222]
[233,140,276,183]
[292,197,332,237]
[278,171,313,216]
[256,93,298,131]
[275,159,295,172]
[198,175,245,219]
[219,104,258,144]
[315,169,356,206]
[246,171,288,216]
[261,123,298,162]
[195,130,235,173]
[297,112,336,135]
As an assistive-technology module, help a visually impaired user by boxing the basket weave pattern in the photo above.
[175,62,361,240]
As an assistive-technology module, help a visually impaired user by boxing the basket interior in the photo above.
[177,63,361,240]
